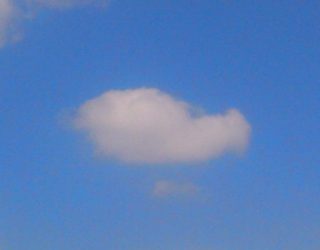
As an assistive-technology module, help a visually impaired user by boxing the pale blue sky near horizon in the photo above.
[1,0,320,249]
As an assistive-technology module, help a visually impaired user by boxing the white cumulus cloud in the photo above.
[74,88,251,165]
[153,180,201,198]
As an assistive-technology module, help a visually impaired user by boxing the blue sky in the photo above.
[1,0,320,249]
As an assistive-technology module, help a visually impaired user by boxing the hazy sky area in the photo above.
[1,1,320,249]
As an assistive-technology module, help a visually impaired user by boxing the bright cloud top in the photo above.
[153,180,201,198]
[74,88,251,164]
[0,0,107,47]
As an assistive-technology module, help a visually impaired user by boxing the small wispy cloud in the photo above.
[28,0,108,9]
[74,88,251,165]
[0,0,107,47]
[152,180,201,198]
[0,0,20,47]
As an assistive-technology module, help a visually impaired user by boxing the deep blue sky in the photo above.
[1,0,320,249]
